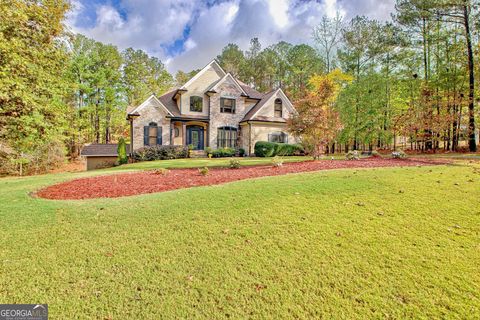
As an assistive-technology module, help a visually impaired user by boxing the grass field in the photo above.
[0,159,479,318]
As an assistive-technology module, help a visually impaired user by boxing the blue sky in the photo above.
[67,0,395,73]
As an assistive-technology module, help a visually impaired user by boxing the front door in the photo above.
[187,126,204,150]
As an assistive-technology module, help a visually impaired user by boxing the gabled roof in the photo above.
[81,144,129,157]
[237,80,263,99]
[180,59,226,90]
[127,94,176,117]
[157,90,181,117]
[241,88,294,123]
[241,90,277,122]
[209,73,248,96]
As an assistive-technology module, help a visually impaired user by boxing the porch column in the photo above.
[182,122,187,146]
[170,121,173,145]
[206,123,210,147]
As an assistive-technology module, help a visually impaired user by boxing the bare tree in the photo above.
[312,13,344,72]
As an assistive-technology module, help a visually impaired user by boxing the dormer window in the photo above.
[220,98,236,113]
[190,96,203,112]
[274,98,283,118]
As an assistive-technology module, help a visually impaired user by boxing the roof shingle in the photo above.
[80,144,129,157]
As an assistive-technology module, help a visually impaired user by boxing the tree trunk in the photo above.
[463,4,476,151]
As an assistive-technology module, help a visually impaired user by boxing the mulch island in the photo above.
[36,158,445,200]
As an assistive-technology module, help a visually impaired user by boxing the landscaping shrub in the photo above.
[275,143,304,156]
[271,156,283,167]
[151,168,169,175]
[211,147,235,158]
[346,150,360,160]
[392,150,407,159]
[205,147,213,158]
[229,159,241,169]
[117,137,128,165]
[255,141,277,157]
[132,145,188,161]
[238,148,246,157]
[198,167,209,176]
[254,141,304,157]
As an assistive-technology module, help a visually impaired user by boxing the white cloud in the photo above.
[72,0,202,58]
[68,0,396,73]
[267,0,290,28]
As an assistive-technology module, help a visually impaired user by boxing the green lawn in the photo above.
[0,160,479,318]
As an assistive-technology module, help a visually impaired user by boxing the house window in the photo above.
[144,122,162,146]
[220,98,235,113]
[269,132,287,144]
[190,96,203,112]
[217,126,237,148]
[274,98,283,118]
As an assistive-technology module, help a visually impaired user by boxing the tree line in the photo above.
[214,0,479,154]
[0,0,478,175]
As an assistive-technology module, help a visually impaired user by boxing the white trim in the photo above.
[128,94,174,116]
[250,88,295,120]
[211,73,248,96]
[180,60,226,90]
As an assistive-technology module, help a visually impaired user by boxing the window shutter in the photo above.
[157,127,162,145]
[144,126,149,146]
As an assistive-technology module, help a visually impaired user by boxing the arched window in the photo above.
[190,96,203,112]
[217,126,238,148]
[268,131,287,144]
[274,98,282,118]
[144,122,162,146]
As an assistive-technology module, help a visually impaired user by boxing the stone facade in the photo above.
[132,98,171,151]
[128,60,297,155]
[208,76,250,149]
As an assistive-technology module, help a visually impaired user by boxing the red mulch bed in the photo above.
[36,158,446,200]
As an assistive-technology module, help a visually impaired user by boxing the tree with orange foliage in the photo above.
[288,70,352,159]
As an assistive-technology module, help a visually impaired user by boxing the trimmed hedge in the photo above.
[211,147,235,158]
[132,145,188,161]
[254,141,304,157]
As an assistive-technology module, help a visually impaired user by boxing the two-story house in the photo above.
[126,59,297,155]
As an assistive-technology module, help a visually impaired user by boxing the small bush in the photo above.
[238,148,246,157]
[254,141,277,157]
[275,143,304,156]
[271,156,283,167]
[254,141,304,157]
[198,167,209,176]
[117,137,128,165]
[132,145,188,161]
[205,147,213,157]
[211,147,235,158]
[151,168,169,175]
[392,150,407,159]
[346,150,360,160]
[229,159,241,169]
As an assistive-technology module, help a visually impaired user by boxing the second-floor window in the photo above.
[190,96,203,112]
[274,98,283,118]
[220,98,235,113]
